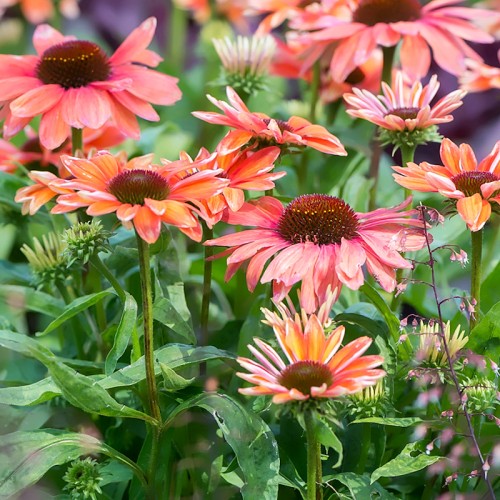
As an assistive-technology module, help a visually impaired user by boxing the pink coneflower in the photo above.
[289,0,496,81]
[206,194,428,313]
[49,151,229,243]
[344,71,466,148]
[0,17,181,149]
[192,86,347,156]
[392,138,500,231]
[460,50,500,93]
[237,294,385,404]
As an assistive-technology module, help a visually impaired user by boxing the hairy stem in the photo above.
[135,232,162,497]
[305,409,322,500]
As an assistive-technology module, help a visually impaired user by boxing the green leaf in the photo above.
[40,354,154,423]
[102,344,235,390]
[0,285,65,317]
[159,362,195,391]
[0,429,101,497]
[467,301,500,360]
[352,417,424,427]
[152,296,196,344]
[331,472,400,500]
[316,417,343,468]
[359,284,400,346]
[166,393,279,500]
[105,292,137,375]
[0,378,59,406]
[0,329,53,358]
[0,330,153,422]
[481,262,500,314]
[370,442,443,484]
[38,290,113,336]
[0,342,235,407]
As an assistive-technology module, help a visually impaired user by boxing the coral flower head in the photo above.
[237,296,385,404]
[392,138,500,231]
[345,71,466,133]
[192,86,347,156]
[0,17,181,149]
[289,0,496,81]
[50,151,228,244]
[206,194,428,313]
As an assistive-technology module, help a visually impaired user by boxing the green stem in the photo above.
[167,4,188,76]
[135,232,162,497]
[200,223,213,352]
[400,143,416,205]
[470,229,483,330]
[381,45,396,87]
[71,127,83,155]
[90,254,127,303]
[309,60,321,123]
[368,45,396,211]
[390,144,416,312]
[305,410,321,500]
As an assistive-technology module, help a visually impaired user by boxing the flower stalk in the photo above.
[135,231,162,497]
[470,229,483,330]
[305,409,322,500]
[71,126,83,155]
[200,223,214,353]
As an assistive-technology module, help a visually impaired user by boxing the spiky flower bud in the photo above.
[416,321,468,368]
[62,457,102,500]
[212,35,276,97]
[462,377,499,414]
[62,220,111,266]
[21,232,70,287]
[345,380,390,418]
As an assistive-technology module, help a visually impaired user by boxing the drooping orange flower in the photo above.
[0,17,181,149]
[192,86,347,156]
[460,49,500,93]
[163,145,285,227]
[288,0,496,82]
[14,170,74,215]
[237,292,385,404]
[47,151,228,243]
[206,194,428,313]
[392,138,500,231]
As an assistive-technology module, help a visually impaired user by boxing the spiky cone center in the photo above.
[277,194,359,245]
[108,170,170,205]
[387,107,420,120]
[263,118,295,133]
[353,0,422,26]
[345,67,366,85]
[37,40,111,89]
[451,171,499,197]
[278,361,333,396]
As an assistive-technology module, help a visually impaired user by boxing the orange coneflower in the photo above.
[0,18,181,149]
[47,151,228,243]
[237,293,385,404]
[392,138,500,231]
